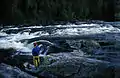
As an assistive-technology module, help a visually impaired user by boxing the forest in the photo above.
[0,0,115,25]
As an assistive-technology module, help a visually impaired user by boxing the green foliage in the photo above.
[11,0,114,24]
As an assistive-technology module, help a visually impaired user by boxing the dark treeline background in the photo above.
[0,0,116,25]
[115,0,120,21]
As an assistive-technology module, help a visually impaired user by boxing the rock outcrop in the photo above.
[0,63,36,78]
[67,40,100,55]
[35,51,115,78]
[20,51,115,78]
[4,48,120,78]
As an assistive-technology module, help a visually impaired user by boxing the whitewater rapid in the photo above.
[0,23,120,53]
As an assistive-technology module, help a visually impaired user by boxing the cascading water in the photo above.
[0,23,120,57]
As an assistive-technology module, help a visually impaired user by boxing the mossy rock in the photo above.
[80,40,100,54]
[40,55,56,65]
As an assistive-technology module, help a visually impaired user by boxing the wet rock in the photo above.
[67,40,100,55]
[0,63,36,78]
[0,48,16,63]
[11,50,118,78]
[35,52,115,78]
[41,40,74,54]
[114,65,120,78]
[80,40,100,54]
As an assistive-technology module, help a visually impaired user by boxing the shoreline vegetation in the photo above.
[0,0,115,25]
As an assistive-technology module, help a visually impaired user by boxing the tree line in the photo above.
[0,0,115,25]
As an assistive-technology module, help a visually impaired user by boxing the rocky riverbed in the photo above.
[0,22,120,78]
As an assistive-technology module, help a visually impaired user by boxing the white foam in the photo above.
[53,24,120,36]
[0,40,32,52]
[5,32,39,41]
[0,24,120,53]
[23,26,43,28]
[0,32,8,36]
[47,24,99,28]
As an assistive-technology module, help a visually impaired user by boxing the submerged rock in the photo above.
[67,40,100,55]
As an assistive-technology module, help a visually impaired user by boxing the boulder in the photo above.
[10,50,118,78]
[0,48,16,63]
[0,63,36,78]
[34,51,115,78]
[67,40,100,55]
